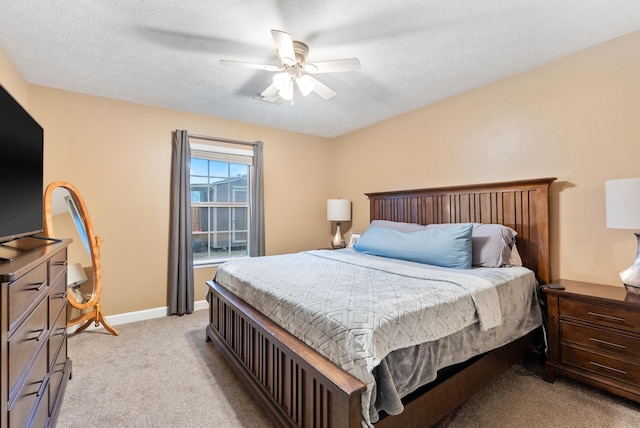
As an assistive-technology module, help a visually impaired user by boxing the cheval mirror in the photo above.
[44,181,118,336]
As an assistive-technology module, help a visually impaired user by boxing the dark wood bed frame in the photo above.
[206,177,556,428]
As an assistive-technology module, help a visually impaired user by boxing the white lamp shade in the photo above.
[273,72,290,89]
[296,74,315,96]
[327,199,351,221]
[278,82,293,100]
[606,178,640,229]
[67,262,88,287]
[273,72,294,100]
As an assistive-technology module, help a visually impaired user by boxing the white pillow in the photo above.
[509,244,523,266]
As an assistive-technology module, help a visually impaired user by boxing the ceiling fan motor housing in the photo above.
[293,41,309,68]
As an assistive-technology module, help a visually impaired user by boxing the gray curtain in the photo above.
[168,129,194,315]
[249,141,265,257]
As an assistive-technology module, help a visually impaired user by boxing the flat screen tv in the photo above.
[0,83,44,244]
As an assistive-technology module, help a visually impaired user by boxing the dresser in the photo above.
[1,238,72,428]
[543,278,640,402]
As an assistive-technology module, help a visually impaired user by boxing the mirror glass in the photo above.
[49,186,96,305]
[44,181,118,335]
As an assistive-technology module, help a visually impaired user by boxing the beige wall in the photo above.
[332,31,640,287]
[29,86,332,314]
[0,47,29,106]
[1,51,333,314]
[2,30,639,316]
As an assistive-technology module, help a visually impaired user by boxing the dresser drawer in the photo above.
[561,321,640,360]
[562,344,640,386]
[560,298,640,334]
[8,296,49,400]
[49,248,68,284]
[29,389,50,428]
[49,272,67,327]
[8,262,48,332]
[49,331,68,413]
[8,342,49,428]
[49,302,67,370]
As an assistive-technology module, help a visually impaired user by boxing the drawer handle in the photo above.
[54,260,68,267]
[54,291,67,299]
[25,378,47,397]
[590,361,627,375]
[589,337,627,349]
[27,281,47,291]
[54,326,66,336]
[53,361,66,373]
[587,312,626,323]
[27,328,47,342]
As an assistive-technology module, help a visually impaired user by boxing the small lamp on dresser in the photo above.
[606,177,640,294]
[327,199,351,249]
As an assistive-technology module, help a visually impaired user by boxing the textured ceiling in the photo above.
[2,1,640,138]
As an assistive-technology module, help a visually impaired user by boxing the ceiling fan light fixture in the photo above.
[222,30,359,104]
[278,80,294,100]
[296,74,315,96]
[272,72,291,90]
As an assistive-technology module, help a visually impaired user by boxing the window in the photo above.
[190,144,253,265]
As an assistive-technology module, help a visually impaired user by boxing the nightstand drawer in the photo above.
[560,298,640,333]
[562,344,640,385]
[561,321,640,360]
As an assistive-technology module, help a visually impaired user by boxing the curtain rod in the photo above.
[188,133,260,147]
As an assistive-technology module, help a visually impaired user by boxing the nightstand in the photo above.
[543,279,640,403]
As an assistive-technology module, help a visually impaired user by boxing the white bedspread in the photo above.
[214,249,536,427]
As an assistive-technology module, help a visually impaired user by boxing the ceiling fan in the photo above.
[220,30,360,103]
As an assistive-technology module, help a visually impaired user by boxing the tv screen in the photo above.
[0,84,44,244]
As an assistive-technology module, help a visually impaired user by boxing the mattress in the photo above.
[213,248,542,426]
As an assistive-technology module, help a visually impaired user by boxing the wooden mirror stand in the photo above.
[44,181,118,336]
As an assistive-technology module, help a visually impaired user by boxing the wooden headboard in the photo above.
[365,177,556,284]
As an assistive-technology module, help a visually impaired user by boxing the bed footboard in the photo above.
[206,280,366,428]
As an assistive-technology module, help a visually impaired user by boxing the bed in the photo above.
[206,177,556,428]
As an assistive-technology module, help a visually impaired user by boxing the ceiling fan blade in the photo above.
[220,59,282,72]
[260,82,280,97]
[305,58,360,74]
[309,77,336,100]
[271,30,296,67]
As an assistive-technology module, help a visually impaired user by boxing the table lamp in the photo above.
[327,199,351,248]
[606,177,640,294]
[67,262,88,287]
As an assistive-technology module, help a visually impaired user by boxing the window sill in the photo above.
[193,256,249,269]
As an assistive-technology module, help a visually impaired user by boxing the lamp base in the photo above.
[620,232,640,294]
[331,222,346,249]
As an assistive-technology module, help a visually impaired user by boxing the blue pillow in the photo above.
[353,224,473,269]
[424,223,517,267]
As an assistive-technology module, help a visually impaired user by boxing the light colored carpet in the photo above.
[57,309,276,428]
[57,310,640,427]
[448,355,640,428]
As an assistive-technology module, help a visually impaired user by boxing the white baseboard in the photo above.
[68,299,208,334]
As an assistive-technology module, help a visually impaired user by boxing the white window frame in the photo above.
[190,143,253,267]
